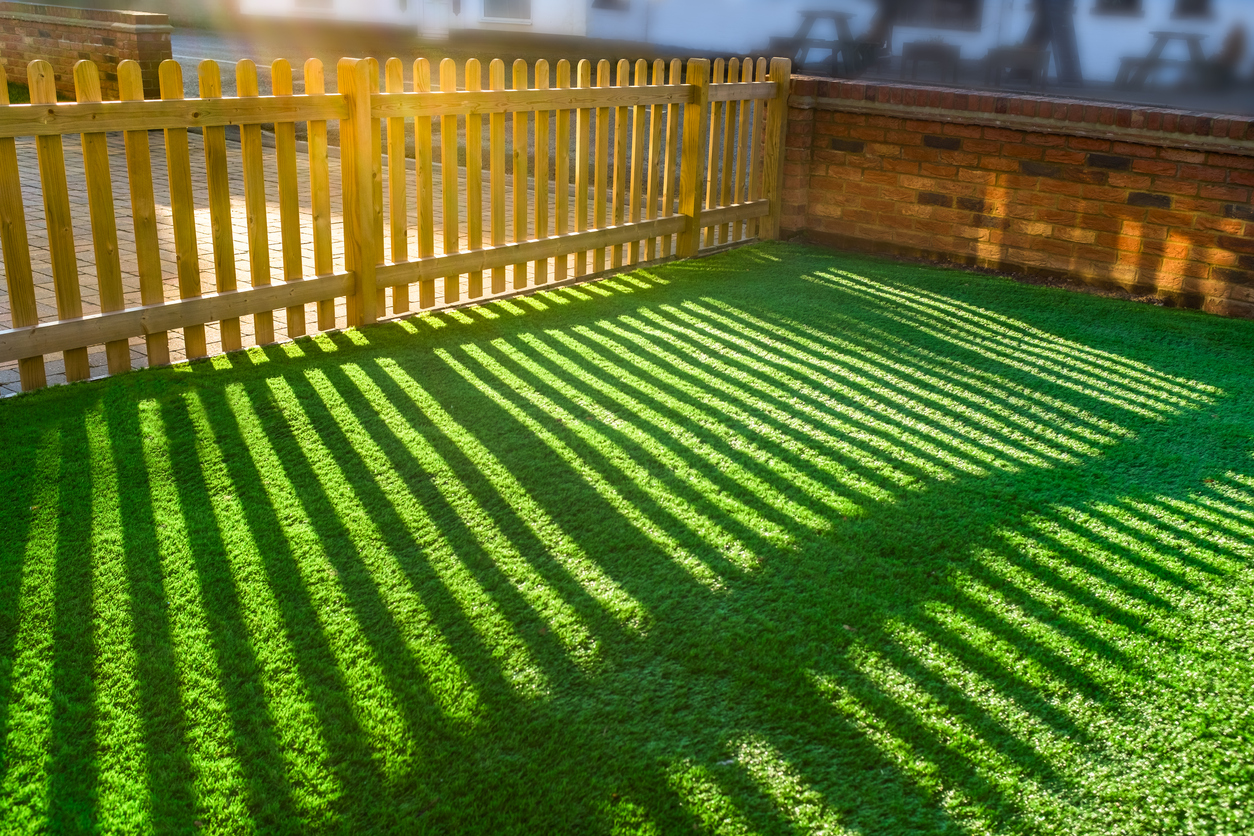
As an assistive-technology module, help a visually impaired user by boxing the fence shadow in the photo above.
[2,242,1252,833]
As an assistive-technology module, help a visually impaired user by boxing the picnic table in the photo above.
[1115,31,1207,89]
[769,10,860,76]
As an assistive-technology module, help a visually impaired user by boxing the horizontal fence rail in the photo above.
[0,53,790,393]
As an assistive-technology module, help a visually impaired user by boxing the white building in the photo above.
[239,0,1253,84]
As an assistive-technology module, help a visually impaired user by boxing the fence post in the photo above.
[760,57,792,241]
[677,58,710,259]
[338,57,379,326]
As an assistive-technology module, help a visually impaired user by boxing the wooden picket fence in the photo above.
[0,52,790,393]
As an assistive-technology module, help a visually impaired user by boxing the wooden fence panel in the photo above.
[0,52,785,392]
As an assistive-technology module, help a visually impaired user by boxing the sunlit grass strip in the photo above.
[686,299,1057,472]
[955,546,1152,688]
[881,618,1078,768]
[374,356,650,634]
[854,272,1217,401]
[336,361,606,666]
[463,340,771,563]
[437,347,736,588]
[827,270,1214,410]
[531,326,867,520]
[810,272,1185,421]
[730,734,859,835]
[495,334,830,542]
[584,316,904,502]
[1158,492,1254,546]
[221,381,446,787]
[612,309,946,487]
[181,391,339,820]
[704,298,1111,462]
[848,641,1058,821]
[665,759,759,836]
[1103,499,1244,571]
[137,402,257,827]
[641,305,990,479]
[268,373,551,700]
[842,315,1133,447]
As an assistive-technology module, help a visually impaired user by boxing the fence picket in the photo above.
[72,60,129,374]
[611,59,629,269]
[119,60,169,367]
[644,58,664,262]
[385,57,410,313]
[554,59,570,283]
[660,58,681,259]
[339,57,379,325]
[489,58,506,294]
[441,58,461,302]
[0,66,44,389]
[575,59,592,277]
[704,58,725,249]
[196,60,242,352]
[236,60,275,344]
[593,59,609,273]
[677,58,710,258]
[466,59,484,298]
[305,59,337,330]
[30,61,91,381]
[627,59,647,265]
[512,60,529,289]
[720,58,739,244]
[368,58,386,315]
[273,59,307,337]
[761,57,791,241]
[533,59,549,285]
[747,57,767,239]
[415,58,437,307]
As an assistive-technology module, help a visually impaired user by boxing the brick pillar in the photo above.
[781,77,817,238]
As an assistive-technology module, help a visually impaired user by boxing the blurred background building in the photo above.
[45,0,1252,111]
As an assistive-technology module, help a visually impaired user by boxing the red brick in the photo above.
[1069,136,1111,152]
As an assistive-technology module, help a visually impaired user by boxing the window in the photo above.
[1172,0,1210,17]
[483,0,530,20]
[1093,0,1142,15]
[896,0,984,31]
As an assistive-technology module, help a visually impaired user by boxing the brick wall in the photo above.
[784,77,1254,318]
[0,2,172,100]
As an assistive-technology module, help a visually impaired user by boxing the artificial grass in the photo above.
[1,241,1253,835]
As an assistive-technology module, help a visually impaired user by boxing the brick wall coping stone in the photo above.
[791,76,1254,159]
[0,2,170,32]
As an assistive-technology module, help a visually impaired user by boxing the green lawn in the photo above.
[2,242,1253,835]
